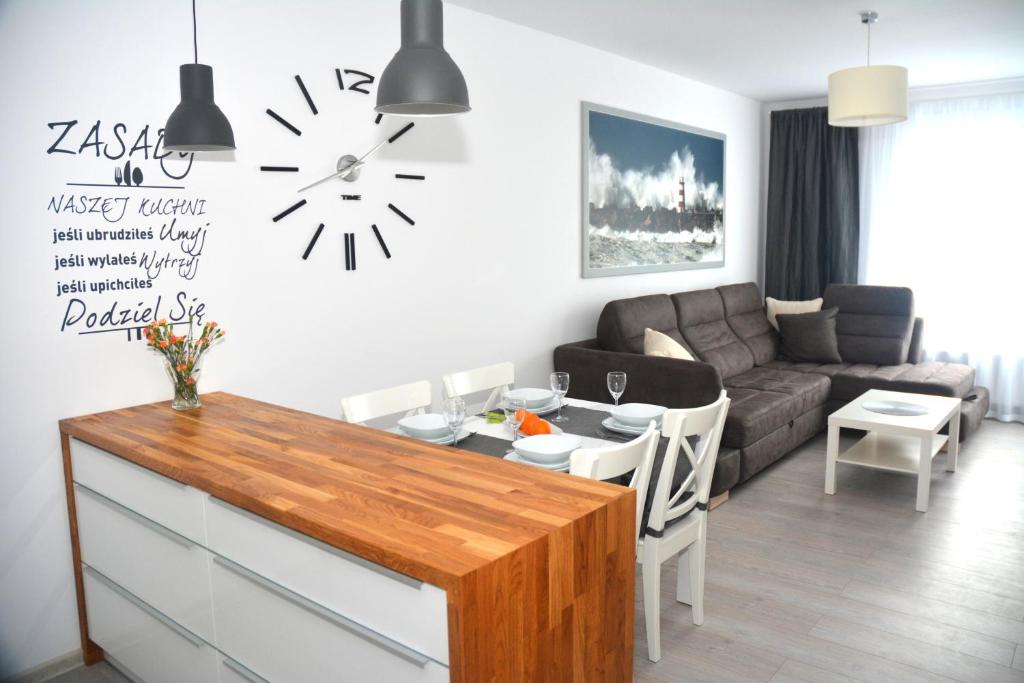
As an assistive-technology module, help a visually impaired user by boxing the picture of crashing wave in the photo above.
[582,103,726,277]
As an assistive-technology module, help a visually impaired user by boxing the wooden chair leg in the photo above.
[676,548,692,605]
[641,543,662,663]
[688,537,706,626]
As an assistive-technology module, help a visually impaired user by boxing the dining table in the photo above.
[397,396,696,532]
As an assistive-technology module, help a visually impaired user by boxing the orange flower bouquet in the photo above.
[144,317,225,410]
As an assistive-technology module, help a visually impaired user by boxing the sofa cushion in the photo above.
[765,296,824,330]
[720,387,805,448]
[725,367,830,415]
[823,284,915,365]
[776,308,843,364]
[644,327,694,361]
[597,294,691,355]
[829,361,976,401]
[672,289,755,380]
[718,283,778,365]
[761,359,850,377]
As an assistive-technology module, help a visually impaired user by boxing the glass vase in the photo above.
[165,361,201,410]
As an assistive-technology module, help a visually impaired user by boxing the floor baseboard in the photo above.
[1,650,83,683]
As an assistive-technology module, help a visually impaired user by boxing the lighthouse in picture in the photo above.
[678,177,687,228]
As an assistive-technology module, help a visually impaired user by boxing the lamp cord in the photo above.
[866,20,871,66]
[192,0,198,64]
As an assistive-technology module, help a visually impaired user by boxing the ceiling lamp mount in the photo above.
[164,0,236,151]
[827,10,908,128]
[376,0,470,116]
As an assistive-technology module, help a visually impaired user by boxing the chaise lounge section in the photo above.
[554,282,989,495]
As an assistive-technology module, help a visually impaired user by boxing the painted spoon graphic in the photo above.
[132,167,144,186]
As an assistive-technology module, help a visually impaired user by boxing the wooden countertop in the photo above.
[59,392,631,590]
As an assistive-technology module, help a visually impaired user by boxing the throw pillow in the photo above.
[644,328,695,361]
[776,308,842,364]
[765,296,824,330]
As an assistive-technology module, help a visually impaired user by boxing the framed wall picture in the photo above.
[581,102,726,278]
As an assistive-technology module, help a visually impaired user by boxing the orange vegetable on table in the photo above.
[516,408,552,435]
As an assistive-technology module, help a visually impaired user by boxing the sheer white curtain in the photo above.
[860,91,1024,423]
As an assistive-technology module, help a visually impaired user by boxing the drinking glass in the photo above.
[549,371,570,423]
[442,397,467,447]
[607,371,627,406]
[503,396,527,448]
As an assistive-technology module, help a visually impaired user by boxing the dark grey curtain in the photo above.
[765,107,859,300]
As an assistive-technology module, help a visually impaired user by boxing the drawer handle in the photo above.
[209,497,423,589]
[213,556,432,668]
[83,565,205,648]
[222,658,269,683]
[75,483,194,550]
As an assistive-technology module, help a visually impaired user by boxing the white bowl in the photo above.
[513,434,582,464]
[610,403,666,428]
[505,388,555,409]
[397,413,451,439]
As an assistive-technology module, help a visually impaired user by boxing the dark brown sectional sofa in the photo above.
[554,282,990,496]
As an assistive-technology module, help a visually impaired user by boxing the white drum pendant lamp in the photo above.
[828,11,908,127]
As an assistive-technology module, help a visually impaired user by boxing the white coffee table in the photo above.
[825,389,961,512]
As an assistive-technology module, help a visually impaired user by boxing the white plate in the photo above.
[419,428,473,445]
[512,434,582,464]
[503,451,570,471]
[601,416,650,436]
[610,403,666,427]
[397,413,450,439]
[532,397,564,416]
[505,388,555,409]
[862,400,929,417]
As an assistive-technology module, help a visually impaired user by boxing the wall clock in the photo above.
[260,69,425,270]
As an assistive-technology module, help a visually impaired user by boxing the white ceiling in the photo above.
[448,0,1024,102]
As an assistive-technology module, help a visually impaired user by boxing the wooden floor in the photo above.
[634,419,1024,683]
[46,420,1024,683]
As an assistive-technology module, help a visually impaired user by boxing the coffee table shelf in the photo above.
[837,432,949,474]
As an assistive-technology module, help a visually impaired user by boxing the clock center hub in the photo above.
[336,154,361,182]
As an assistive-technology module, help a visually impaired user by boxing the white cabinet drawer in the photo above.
[211,555,449,683]
[71,438,207,544]
[206,497,449,664]
[83,566,218,683]
[75,483,215,643]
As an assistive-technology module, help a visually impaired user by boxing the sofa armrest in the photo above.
[553,339,723,408]
[908,317,925,364]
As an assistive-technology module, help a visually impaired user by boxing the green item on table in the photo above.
[485,411,505,424]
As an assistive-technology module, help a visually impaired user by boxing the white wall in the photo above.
[0,0,761,675]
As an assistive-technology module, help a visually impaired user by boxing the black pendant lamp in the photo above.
[376,0,470,116]
[164,0,235,151]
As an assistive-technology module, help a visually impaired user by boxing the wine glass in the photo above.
[503,396,527,449]
[442,397,466,447]
[549,371,570,423]
[607,371,627,406]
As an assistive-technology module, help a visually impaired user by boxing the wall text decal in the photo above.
[46,117,212,342]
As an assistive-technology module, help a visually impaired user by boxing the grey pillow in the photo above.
[776,307,842,364]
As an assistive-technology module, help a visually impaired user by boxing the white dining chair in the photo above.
[441,361,514,413]
[569,421,660,551]
[340,380,432,425]
[638,390,730,663]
